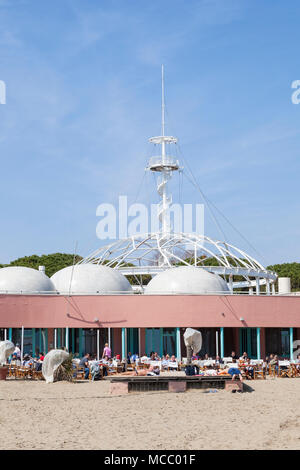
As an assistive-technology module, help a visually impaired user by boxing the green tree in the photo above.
[2,253,83,278]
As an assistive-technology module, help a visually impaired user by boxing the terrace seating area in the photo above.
[70,353,300,381]
[5,350,300,381]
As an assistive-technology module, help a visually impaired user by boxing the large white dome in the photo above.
[51,264,133,294]
[144,266,229,295]
[0,266,56,294]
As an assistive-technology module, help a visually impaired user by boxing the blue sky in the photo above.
[0,0,299,265]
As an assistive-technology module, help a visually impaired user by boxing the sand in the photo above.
[0,375,299,450]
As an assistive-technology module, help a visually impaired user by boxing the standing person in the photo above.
[102,343,111,359]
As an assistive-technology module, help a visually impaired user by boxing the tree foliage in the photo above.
[0,253,82,278]
[267,262,300,292]
[1,253,299,291]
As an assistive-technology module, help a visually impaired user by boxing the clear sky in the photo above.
[0,0,299,266]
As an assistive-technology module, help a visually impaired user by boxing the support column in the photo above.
[290,327,294,360]
[97,329,100,361]
[256,278,260,295]
[8,328,12,341]
[54,329,57,349]
[229,275,233,293]
[39,328,42,352]
[108,328,111,349]
[138,328,141,357]
[4,329,7,341]
[65,327,69,351]
[122,328,126,360]
[272,283,276,295]
[220,327,224,358]
[266,279,270,295]
[216,330,219,357]
[176,328,181,360]
[21,326,24,362]
[260,328,266,359]
[79,328,83,357]
[257,327,261,359]
[45,329,48,353]
[72,328,75,353]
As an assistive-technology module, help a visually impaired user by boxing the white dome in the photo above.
[144,266,229,295]
[51,264,133,294]
[0,266,56,293]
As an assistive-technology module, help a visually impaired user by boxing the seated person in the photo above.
[118,365,160,377]
[239,351,248,362]
[269,354,279,374]
[23,354,34,368]
[161,355,169,370]
[215,355,223,366]
[131,353,139,363]
[140,354,148,362]
[168,355,178,369]
[204,366,217,376]
[230,351,238,363]
[153,352,160,361]
[10,353,21,366]
[79,353,91,380]
[204,353,212,360]
[243,358,254,379]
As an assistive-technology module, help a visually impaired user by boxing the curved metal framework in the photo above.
[79,232,277,293]
[79,67,277,295]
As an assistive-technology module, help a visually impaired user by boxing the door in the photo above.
[127,328,139,355]
[239,328,257,359]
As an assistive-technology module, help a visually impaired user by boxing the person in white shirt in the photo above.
[14,344,21,359]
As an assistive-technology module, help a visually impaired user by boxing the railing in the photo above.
[0,289,294,295]
[148,155,179,170]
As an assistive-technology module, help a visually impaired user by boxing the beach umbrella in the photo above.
[183,328,202,365]
[0,340,15,365]
[42,349,70,383]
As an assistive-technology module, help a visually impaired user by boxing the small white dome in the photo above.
[51,264,133,294]
[0,266,56,293]
[144,266,229,294]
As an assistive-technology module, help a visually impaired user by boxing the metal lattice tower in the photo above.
[147,65,179,239]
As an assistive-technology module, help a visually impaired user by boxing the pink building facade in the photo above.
[0,293,300,360]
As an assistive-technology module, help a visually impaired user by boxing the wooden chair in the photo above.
[254,364,265,380]
[268,364,277,378]
[75,366,85,380]
[8,364,17,378]
[291,364,300,378]
[278,361,290,378]
[16,366,31,379]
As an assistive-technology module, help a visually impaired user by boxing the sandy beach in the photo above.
[0,376,299,450]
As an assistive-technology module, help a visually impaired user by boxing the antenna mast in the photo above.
[147,65,179,246]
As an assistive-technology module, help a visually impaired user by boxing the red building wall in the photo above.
[0,294,299,328]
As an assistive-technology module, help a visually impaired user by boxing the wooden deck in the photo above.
[107,375,235,393]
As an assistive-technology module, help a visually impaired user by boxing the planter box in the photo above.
[0,366,8,380]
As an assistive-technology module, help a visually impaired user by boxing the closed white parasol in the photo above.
[183,328,202,354]
[0,340,15,365]
[42,349,70,383]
